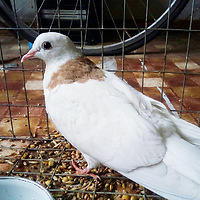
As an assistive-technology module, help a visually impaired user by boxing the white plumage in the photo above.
[22,32,200,200]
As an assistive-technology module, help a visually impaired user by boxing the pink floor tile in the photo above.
[0,117,40,137]
[0,107,8,121]
[183,98,200,111]
[171,86,200,99]
[15,90,45,106]
[164,73,197,87]
[5,106,28,118]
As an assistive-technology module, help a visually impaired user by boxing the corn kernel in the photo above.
[105,183,109,188]
[21,154,27,159]
[48,158,54,167]
[45,180,50,186]
[130,196,137,200]
[30,144,35,148]
[109,184,113,191]
[62,177,68,183]
[122,195,130,200]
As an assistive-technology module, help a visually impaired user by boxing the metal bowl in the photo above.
[0,177,54,200]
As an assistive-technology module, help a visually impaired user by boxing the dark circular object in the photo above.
[42,41,52,50]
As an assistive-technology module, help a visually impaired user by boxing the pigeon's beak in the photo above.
[21,49,37,63]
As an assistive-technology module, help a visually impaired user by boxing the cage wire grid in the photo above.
[0,0,200,199]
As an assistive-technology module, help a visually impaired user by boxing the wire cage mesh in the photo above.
[0,0,200,199]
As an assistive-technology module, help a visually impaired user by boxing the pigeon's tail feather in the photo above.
[172,116,200,146]
[96,57,117,73]
[103,57,117,72]
[121,162,200,200]
[120,135,200,200]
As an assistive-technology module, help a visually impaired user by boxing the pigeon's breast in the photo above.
[44,79,111,151]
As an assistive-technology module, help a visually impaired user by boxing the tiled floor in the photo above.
[0,30,200,199]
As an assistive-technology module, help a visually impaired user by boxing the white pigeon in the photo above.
[22,32,200,200]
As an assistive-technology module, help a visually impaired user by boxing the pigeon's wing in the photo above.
[106,72,200,199]
[106,71,165,116]
[108,72,200,146]
[171,115,200,146]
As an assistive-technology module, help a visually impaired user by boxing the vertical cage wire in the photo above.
[0,41,15,137]
[160,0,171,103]
[0,0,200,199]
[141,0,149,93]
[179,0,195,116]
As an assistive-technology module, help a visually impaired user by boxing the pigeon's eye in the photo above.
[42,41,52,50]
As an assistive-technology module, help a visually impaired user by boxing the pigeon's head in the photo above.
[21,32,82,65]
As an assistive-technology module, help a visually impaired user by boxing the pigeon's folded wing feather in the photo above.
[107,72,154,116]
[170,115,200,146]
[108,72,200,145]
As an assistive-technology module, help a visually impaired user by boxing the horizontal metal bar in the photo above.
[0,104,45,107]
[1,67,200,76]
[0,27,200,32]
[0,68,43,72]
[42,9,87,15]
[0,136,56,141]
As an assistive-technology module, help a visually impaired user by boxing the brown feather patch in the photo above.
[48,56,105,89]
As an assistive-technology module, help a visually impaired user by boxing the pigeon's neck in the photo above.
[44,56,105,90]
[44,48,82,67]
